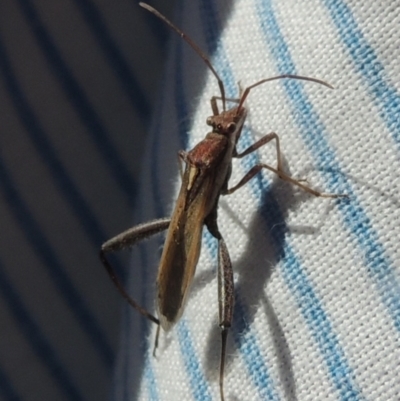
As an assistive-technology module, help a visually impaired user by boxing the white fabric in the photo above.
[115,0,400,400]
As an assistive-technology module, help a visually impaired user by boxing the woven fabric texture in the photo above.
[115,0,400,400]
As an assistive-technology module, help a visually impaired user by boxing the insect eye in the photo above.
[227,122,236,133]
[217,124,223,131]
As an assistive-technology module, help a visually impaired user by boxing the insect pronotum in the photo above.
[100,3,345,400]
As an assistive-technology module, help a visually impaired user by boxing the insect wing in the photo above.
[156,167,213,329]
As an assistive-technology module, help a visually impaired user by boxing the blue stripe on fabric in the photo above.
[0,365,22,401]
[144,351,159,401]
[256,0,399,397]
[16,0,136,202]
[245,153,362,400]
[198,0,365,399]
[177,322,212,401]
[323,0,400,147]
[0,144,114,370]
[257,0,400,330]
[0,261,84,401]
[233,292,281,401]
[71,0,151,122]
[252,166,363,400]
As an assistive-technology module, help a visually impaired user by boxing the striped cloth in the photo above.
[118,1,400,400]
[1,0,399,401]
[0,0,173,400]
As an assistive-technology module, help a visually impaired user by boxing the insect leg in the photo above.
[100,218,170,325]
[234,132,283,171]
[217,236,233,401]
[205,212,234,401]
[224,163,346,198]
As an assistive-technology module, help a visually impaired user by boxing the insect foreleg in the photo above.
[100,217,171,325]
[234,132,283,171]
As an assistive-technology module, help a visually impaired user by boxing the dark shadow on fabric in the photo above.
[202,165,331,400]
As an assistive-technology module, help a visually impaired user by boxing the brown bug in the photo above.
[100,3,345,400]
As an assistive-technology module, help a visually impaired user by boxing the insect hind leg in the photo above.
[100,218,171,327]
[205,211,234,401]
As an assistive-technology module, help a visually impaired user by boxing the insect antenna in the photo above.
[237,74,333,112]
[139,2,226,111]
